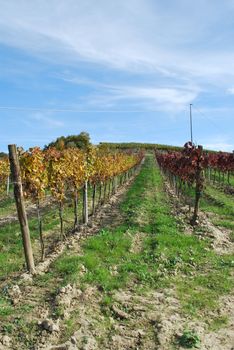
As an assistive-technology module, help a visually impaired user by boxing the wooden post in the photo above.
[59,202,65,239]
[92,184,96,215]
[83,180,88,224]
[108,179,111,198]
[103,182,107,202]
[112,177,116,194]
[98,183,102,206]
[73,189,79,230]
[191,146,204,226]
[6,176,10,196]
[36,199,45,261]
[8,144,35,274]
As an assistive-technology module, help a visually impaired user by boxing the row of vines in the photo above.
[155,142,234,224]
[204,152,234,185]
[1,146,143,268]
[0,157,9,196]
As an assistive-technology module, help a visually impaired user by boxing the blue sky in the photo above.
[0,0,234,152]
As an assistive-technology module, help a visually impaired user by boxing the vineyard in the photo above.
[0,143,233,349]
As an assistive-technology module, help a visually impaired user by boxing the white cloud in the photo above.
[227,87,234,95]
[29,113,64,128]
[120,86,197,110]
[204,142,233,152]
[100,86,197,112]
[0,0,234,84]
[74,87,196,113]
[202,136,233,152]
[60,74,199,112]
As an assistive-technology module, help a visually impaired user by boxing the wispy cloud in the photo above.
[59,74,199,112]
[227,87,234,95]
[28,113,64,128]
[203,142,233,152]
[84,86,198,113]
[1,0,234,83]
[202,136,233,152]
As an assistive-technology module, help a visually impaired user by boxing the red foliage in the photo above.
[207,152,234,173]
[155,142,208,185]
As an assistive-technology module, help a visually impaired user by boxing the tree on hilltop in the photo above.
[45,132,91,150]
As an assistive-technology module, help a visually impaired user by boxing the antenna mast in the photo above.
[190,103,193,144]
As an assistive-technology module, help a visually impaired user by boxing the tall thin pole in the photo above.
[190,103,193,144]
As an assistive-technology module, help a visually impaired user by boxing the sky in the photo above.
[0,0,234,152]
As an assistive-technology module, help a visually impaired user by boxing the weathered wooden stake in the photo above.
[103,182,107,202]
[59,202,65,239]
[83,180,88,224]
[8,144,35,274]
[98,183,102,206]
[112,177,116,194]
[92,184,96,215]
[108,179,111,198]
[6,176,10,196]
[74,189,79,230]
[191,146,204,225]
[36,199,45,261]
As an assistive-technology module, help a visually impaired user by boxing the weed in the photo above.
[208,315,228,331]
[177,329,200,348]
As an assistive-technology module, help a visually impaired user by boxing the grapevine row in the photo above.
[4,146,143,269]
[205,151,234,186]
[0,157,10,196]
[155,142,234,224]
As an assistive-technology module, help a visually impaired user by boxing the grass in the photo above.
[0,199,81,279]
[52,156,175,290]
[0,176,123,280]
[202,185,234,215]
[52,155,234,319]
[176,267,233,316]
[208,315,229,331]
[0,196,16,217]
[0,293,38,350]
[208,172,234,188]
[0,297,14,317]
[171,173,234,241]
[63,311,80,339]
[200,184,234,241]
